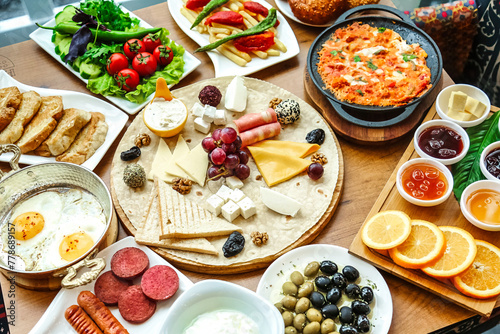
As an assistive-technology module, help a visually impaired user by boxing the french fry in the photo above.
[229,3,239,11]
[267,49,281,57]
[252,50,268,59]
[243,19,253,29]
[215,33,229,39]
[218,45,248,66]
[240,11,259,26]
[273,37,287,52]
[209,27,231,35]
[225,42,252,62]
[212,22,243,33]
[232,0,244,9]
[180,7,196,24]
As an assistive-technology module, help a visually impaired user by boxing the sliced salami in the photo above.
[110,247,149,280]
[94,271,132,305]
[141,265,179,301]
[118,285,157,324]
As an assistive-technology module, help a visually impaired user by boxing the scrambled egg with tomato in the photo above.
[317,23,432,106]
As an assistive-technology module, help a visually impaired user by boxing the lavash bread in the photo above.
[56,112,108,164]
[0,91,42,144]
[35,108,91,156]
[110,77,339,267]
[0,86,22,132]
[15,95,63,153]
[288,0,345,25]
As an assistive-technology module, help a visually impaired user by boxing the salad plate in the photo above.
[275,0,335,27]
[0,70,128,170]
[28,236,194,334]
[256,244,393,334]
[29,8,201,115]
[168,0,300,77]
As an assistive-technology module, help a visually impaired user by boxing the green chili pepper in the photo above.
[190,0,230,29]
[36,22,162,42]
[195,8,277,53]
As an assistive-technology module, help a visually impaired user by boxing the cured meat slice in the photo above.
[94,271,132,305]
[141,265,179,301]
[240,122,281,148]
[233,108,277,132]
[110,247,149,280]
[118,285,157,324]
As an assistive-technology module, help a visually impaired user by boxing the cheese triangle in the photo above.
[249,140,320,158]
[176,143,209,186]
[148,138,176,183]
[165,135,192,180]
[247,146,312,187]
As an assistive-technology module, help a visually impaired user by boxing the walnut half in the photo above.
[250,232,269,246]
[172,178,193,195]
[134,133,151,148]
[311,153,328,165]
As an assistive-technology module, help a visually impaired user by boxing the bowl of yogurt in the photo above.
[161,279,284,334]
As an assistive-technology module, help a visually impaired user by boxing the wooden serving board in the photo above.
[349,103,500,317]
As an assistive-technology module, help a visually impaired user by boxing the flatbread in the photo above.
[111,76,340,267]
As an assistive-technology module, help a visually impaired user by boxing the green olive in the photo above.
[304,261,320,277]
[290,271,305,286]
[282,311,293,327]
[306,308,323,323]
[293,313,307,331]
[321,318,336,333]
[298,281,314,298]
[285,326,298,334]
[295,297,310,314]
[303,321,321,334]
[275,302,284,313]
[282,281,298,296]
[281,295,297,310]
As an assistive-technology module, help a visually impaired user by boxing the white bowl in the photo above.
[460,180,500,231]
[480,141,500,182]
[396,158,454,207]
[414,119,470,165]
[436,84,490,128]
[161,279,284,334]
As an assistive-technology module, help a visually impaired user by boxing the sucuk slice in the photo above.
[94,271,132,305]
[118,285,157,324]
[452,240,500,299]
[110,247,149,280]
[361,210,412,250]
[141,265,179,301]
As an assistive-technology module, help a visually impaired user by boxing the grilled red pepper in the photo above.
[186,0,210,10]
[243,2,279,27]
[205,11,244,27]
[233,31,275,53]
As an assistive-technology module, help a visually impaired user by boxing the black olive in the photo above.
[339,325,359,334]
[331,272,347,290]
[309,291,326,309]
[222,231,245,257]
[351,300,370,315]
[342,265,360,282]
[326,287,342,304]
[339,306,354,324]
[320,260,338,275]
[120,146,141,161]
[360,286,374,304]
[321,304,339,319]
[345,283,361,299]
[356,314,371,333]
[314,275,332,292]
[305,128,325,145]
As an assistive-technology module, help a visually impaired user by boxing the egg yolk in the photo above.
[59,232,94,262]
[13,212,45,240]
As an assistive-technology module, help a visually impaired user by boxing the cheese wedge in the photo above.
[176,142,209,186]
[148,138,176,182]
[260,187,302,217]
[165,134,192,180]
[249,140,320,158]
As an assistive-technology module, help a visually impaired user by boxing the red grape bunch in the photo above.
[202,127,250,181]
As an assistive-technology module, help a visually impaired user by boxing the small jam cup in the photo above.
[414,119,470,166]
[480,141,500,182]
[435,84,490,128]
[460,180,500,231]
[396,158,454,207]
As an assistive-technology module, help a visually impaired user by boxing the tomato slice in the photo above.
[233,31,275,53]
[185,0,210,10]
[205,11,244,27]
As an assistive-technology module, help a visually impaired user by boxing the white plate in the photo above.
[256,244,393,334]
[168,0,300,77]
[29,8,201,115]
[275,0,335,27]
[0,70,128,170]
[29,236,194,334]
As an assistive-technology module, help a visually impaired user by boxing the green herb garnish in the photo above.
[330,50,339,56]
[402,54,417,62]
[353,55,361,62]
[397,70,403,74]
[378,27,386,33]
[366,60,378,70]
[356,89,364,96]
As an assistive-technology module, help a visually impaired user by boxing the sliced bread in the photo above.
[0,86,22,132]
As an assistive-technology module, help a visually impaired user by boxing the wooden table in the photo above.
[0,1,497,333]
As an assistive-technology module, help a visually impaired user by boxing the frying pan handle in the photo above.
[336,4,415,27]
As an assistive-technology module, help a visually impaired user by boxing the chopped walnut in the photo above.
[311,153,328,165]
[250,232,269,246]
[269,98,282,109]
[134,133,151,148]
[172,178,193,195]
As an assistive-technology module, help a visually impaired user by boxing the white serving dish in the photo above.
[460,180,500,231]
[414,119,470,166]
[435,84,490,128]
[480,141,500,182]
[396,158,454,207]
[162,279,283,334]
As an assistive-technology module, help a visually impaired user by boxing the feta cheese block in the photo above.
[191,102,205,117]
[221,200,241,222]
[225,76,247,112]
[226,176,244,189]
[237,197,256,219]
[214,109,226,125]
[202,105,217,123]
[206,194,225,216]
[229,188,245,203]
[260,187,302,217]
[194,117,211,134]
[216,185,233,203]
[176,143,209,186]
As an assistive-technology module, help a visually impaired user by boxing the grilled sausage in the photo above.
[65,305,104,334]
[77,291,129,334]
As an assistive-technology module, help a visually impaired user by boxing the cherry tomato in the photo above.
[233,31,275,53]
[185,0,210,10]
[142,33,162,53]
[123,39,146,59]
[116,68,140,92]
[132,52,158,77]
[153,45,174,67]
[106,53,129,75]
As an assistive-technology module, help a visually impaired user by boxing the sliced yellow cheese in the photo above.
[249,140,320,158]
[464,96,487,118]
[148,138,177,183]
[248,146,312,187]
[165,134,192,180]
[447,109,472,122]
[448,91,468,113]
[176,143,209,186]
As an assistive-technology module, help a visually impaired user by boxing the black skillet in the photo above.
[307,5,443,128]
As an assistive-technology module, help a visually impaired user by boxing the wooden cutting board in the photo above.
[349,103,500,317]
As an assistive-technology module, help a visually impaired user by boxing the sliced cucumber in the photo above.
[54,36,72,58]
[71,57,83,72]
[55,5,77,25]
[80,60,102,79]
[51,31,69,44]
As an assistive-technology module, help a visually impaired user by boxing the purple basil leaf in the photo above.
[65,24,93,63]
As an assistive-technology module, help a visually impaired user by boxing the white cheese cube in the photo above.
[191,102,205,117]
[194,117,211,134]
[237,197,256,219]
[465,96,487,118]
[225,76,247,112]
[216,185,233,203]
[226,176,244,189]
[229,188,246,203]
[221,200,241,222]
[206,194,225,216]
[202,105,217,123]
[214,109,227,125]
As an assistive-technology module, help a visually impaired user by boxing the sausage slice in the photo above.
[110,247,149,280]
[118,285,157,324]
[141,265,179,301]
[94,271,132,305]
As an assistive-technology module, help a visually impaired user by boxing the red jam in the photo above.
[418,126,463,159]
[485,148,500,180]
[401,163,448,200]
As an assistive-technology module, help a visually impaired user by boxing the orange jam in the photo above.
[401,163,448,200]
[466,189,500,225]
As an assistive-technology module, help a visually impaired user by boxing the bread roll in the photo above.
[289,0,346,25]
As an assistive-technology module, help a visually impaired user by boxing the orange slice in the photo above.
[361,210,412,250]
[422,226,477,278]
[388,220,446,269]
[452,240,500,299]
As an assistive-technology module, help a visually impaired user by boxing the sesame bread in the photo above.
[0,86,22,132]
[0,91,42,144]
